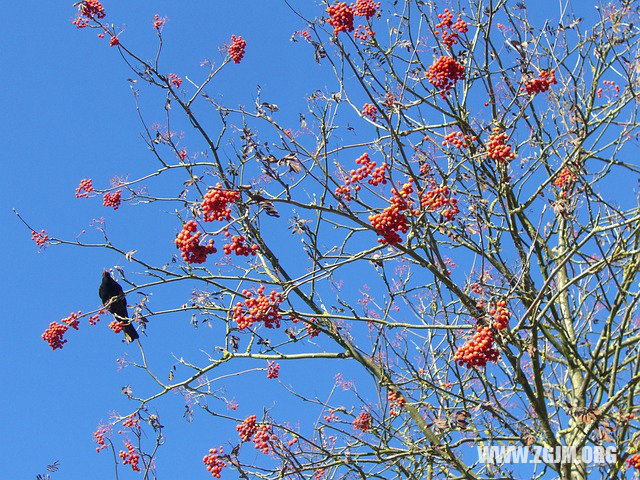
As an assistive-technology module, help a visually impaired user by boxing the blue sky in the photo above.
[1,1,629,479]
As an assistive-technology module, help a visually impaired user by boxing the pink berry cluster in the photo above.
[75,178,94,198]
[175,220,217,264]
[232,285,283,330]
[228,35,247,64]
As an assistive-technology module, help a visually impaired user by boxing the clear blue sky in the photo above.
[1,1,617,479]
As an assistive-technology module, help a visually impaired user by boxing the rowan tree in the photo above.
[21,1,640,479]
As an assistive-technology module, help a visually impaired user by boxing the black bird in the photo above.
[99,270,139,342]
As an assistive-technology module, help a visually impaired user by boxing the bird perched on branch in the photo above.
[99,269,139,342]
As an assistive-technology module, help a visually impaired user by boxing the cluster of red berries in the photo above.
[304,317,320,337]
[597,80,620,98]
[169,73,182,88]
[122,413,140,431]
[387,389,407,416]
[354,24,375,40]
[175,220,216,264]
[119,442,140,471]
[75,178,93,198]
[435,9,468,48]
[292,317,320,336]
[267,361,280,379]
[490,300,510,330]
[203,447,226,478]
[628,453,640,469]
[42,312,81,350]
[383,92,396,108]
[362,103,378,121]
[32,229,50,247]
[232,285,283,330]
[323,409,338,423]
[486,127,516,163]
[252,424,273,454]
[427,56,465,98]
[103,189,122,210]
[109,36,120,47]
[72,0,106,28]
[442,131,477,149]
[42,322,69,350]
[327,2,355,35]
[315,468,326,480]
[152,14,165,30]
[228,35,247,64]
[236,415,258,441]
[178,148,188,162]
[223,235,258,257]
[553,167,576,196]
[63,311,80,330]
[335,153,388,201]
[202,184,240,222]
[353,0,380,19]
[89,310,103,326]
[420,182,459,221]
[297,29,312,42]
[352,411,372,431]
[453,326,499,368]
[81,0,106,18]
[523,69,557,95]
[109,320,126,334]
[93,426,109,453]
[368,179,416,245]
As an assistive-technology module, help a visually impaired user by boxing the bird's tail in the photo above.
[123,323,139,343]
